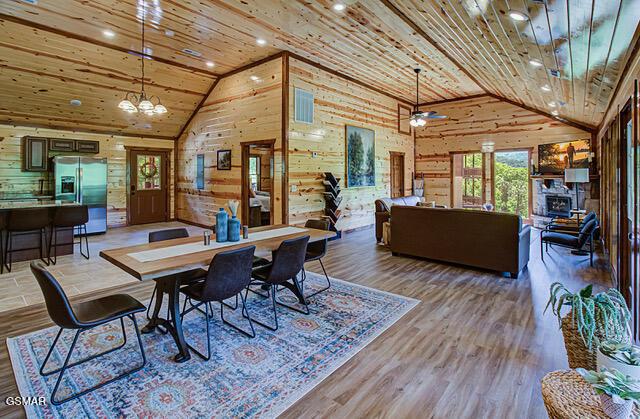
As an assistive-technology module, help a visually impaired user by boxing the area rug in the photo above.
[8,272,419,418]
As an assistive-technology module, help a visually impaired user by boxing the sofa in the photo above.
[375,196,421,242]
[389,206,531,278]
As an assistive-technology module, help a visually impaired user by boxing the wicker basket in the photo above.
[561,310,629,370]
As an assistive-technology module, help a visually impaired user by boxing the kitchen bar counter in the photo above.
[0,200,80,210]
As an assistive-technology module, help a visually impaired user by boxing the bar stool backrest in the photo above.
[149,228,189,243]
[0,212,6,230]
[201,245,256,301]
[53,205,89,227]
[7,208,50,231]
[266,235,310,284]
[30,261,80,329]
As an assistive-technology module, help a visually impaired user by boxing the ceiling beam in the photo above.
[0,13,218,78]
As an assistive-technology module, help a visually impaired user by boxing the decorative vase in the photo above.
[597,349,640,380]
[228,216,241,242]
[215,208,228,243]
[599,394,634,419]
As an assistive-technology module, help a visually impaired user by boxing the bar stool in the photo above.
[3,208,50,273]
[0,212,6,274]
[48,205,90,265]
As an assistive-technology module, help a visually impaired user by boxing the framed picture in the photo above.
[538,140,590,174]
[196,153,205,189]
[398,103,412,135]
[345,125,375,187]
[217,149,231,170]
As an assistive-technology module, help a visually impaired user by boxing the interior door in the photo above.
[633,79,639,339]
[620,100,633,307]
[390,152,405,198]
[128,150,168,225]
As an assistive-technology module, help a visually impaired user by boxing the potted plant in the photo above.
[577,368,640,419]
[598,342,640,380]
[545,283,631,369]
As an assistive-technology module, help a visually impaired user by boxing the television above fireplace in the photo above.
[538,140,590,174]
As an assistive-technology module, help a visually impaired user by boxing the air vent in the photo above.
[294,88,314,124]
[182,48,202,57]
[549,69,561,78]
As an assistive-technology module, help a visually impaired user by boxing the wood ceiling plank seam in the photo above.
[566,0,577,119]
[542,0,574,119]
[400,0,510,98]
[0,120,175,140]
[580,0,596,123]
[380,0,491,98]
[417,93,492,108]
[587,0,624,125]
[472,0,542,111]
[440,0,523,101]
[0,13,218,78]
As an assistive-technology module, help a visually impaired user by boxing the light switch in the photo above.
[291,184,298,192]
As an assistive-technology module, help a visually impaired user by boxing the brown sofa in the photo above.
[390,206,531,278]
[375,196,421,242]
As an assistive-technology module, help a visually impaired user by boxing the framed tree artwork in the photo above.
[345,125,375,187]
[217,149,231,170]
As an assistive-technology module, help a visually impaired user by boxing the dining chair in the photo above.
[179,245,256,360]
[247,235,310,331]
[30,261,146,405]
[301,219,331,298]
[146,228,206,320]
[48,205,90,265]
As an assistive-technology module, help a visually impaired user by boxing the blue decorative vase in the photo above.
[228,216,241,242]
[215,208,228,242]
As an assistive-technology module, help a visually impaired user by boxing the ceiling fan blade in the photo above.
[427,114,447,119]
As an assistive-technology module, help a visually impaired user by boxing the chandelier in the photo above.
[118,1,167,115]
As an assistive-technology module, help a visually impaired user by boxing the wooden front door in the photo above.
[390,152,405,198]
[128,149,168,225]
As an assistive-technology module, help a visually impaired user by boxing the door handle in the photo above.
[131,184,136,196]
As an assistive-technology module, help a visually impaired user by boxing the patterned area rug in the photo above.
[8,273,418,418]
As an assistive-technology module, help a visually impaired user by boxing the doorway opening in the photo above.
[493,149,531,218]
[451,152,484,209]
[127,148,170,225]
[242,140,275,227]
[389,151,405,198]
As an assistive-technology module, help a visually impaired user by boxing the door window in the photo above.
[137,155,162,190]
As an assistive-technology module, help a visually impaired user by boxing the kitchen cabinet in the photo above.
[75,140,99,153]
[49,138,75,152]
[21,137,48,172]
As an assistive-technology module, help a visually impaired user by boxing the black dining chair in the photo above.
[247,235,310,331]
[301,219,331,298]
[180,246,256,360]
[48,205,90,265]
[4,208,50,273]
[541,219,599,266]
[146,228,206,320]
[30,261,146,405]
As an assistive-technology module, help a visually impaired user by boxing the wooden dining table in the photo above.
[100,224,335,362]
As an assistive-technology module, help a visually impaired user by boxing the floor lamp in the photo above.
[564,168,589,211]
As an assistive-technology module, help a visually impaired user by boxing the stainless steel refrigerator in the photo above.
[52,156,108,234]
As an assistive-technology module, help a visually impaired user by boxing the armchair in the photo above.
[541,219,598,266]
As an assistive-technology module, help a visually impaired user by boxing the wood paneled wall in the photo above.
[288,58,414,231]
[415,96,591,205]
[0,125,175,227]
[176,59,283,226]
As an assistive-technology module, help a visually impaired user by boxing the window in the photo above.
[294,87,314,123]
[196,154,204,190]
[462,153,483,208]
[249,156,260,190]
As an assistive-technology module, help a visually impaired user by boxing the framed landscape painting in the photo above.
[345,125,375,187]
[538,140,590,174]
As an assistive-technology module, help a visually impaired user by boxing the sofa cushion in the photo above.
[543,232,579,247]
[403,196,420,206]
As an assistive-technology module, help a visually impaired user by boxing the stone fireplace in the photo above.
[531,178,595,228]
[546,195,572,218]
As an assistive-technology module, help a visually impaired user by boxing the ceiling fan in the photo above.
[409,68,447,127]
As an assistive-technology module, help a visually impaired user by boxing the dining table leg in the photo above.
[141,276,191,363]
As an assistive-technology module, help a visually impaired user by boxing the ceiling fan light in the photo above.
[409,119,419,127]
[417,118,427,127]
[154,103,167,114]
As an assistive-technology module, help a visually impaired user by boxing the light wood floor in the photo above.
[0,223,611,418]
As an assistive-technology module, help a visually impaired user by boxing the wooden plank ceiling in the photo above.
[388,0,640,128]
[1,0,639,136]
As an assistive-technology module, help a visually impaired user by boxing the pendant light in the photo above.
[118,1,168,115]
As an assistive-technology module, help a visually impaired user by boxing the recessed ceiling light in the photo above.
[551,110,559,116]
[256,38,267,46]
[548,101,557,107]
[206,61,215,68]
[529,59,543,67]
[332,3,346,11]
[250,75,260,81]
[541,85,551,92]
[69,99,82,106]
[103,29,115,38]
[164,29,175,37]
[508,10,529,21]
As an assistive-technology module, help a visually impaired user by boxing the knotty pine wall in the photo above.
[288,58,414,230]
[415,96,591,205]
[176,59,283,226]
[0,125,175,227]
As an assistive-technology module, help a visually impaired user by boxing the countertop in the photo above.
[0,193,54,201]
[0,200,80,210]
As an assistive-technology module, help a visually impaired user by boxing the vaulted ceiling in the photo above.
[0,0,639,137]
